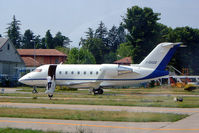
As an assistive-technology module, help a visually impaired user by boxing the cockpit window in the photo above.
[33,69,42,72]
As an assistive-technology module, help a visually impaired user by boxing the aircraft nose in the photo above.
[18,76,25,84]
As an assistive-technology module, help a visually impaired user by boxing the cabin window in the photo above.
[77,71,80,75]
[71,71,74,74]
[96,71,99,75]
[65,71,67,74]
[84,71,86,75]
[59,71,62,74]
[90,71,93,75]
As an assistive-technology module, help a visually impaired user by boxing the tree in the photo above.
[39,37,46,49]
[6,15,21,48]
[116,43,133,60]
[67,48,96,64]
[94,21,108,54]
[86,28,94,39]
[95,21,108,41]
[34,35,42,49]
[78,48,96,64]
[107,24,126,52]
[45,30,54,48]
[67,48,79,64]
[82,38,104,64]
[53,31,71,47]
[80,27,105,64]
[22,29,35,48]
[123,6,160,63]
[103,52,117,63]
[56,46,70,56]
[156,23,172,43]
[167,27,199,75]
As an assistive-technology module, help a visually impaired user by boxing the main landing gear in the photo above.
[92,87,104,95]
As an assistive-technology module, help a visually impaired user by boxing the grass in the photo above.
[0,128,58,133]
[0,107,188,122]
[13,86,199,95]
[1,95,199,108]
[1,86,199,108]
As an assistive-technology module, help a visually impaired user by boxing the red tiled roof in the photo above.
[114,57,132,64]
[22,57,40,67]
[17,49,67,57]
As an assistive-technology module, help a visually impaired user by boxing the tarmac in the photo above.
[1,88,199,133]
[1,102,199,133]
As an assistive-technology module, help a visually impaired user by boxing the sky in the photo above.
[0,0,199,47]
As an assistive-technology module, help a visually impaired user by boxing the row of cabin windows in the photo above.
[59,71,99,75]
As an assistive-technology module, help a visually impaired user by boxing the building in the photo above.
[114,57,132,65]
[17,49,67,71]
[0,37,25,86]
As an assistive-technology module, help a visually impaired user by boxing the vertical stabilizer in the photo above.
[139,42,181,70]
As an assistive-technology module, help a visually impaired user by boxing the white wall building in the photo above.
[0,37,25,85]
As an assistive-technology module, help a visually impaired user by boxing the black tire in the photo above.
[93,90,99,95]
[98,89,104,94]
[48,94,53,98]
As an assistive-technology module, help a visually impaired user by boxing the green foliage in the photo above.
[80,22,126,63]
[56,46,70,55]
[6,15,21,48]
[123,6,160,63]
[81,38,103,64]
[167,27,199,74]
[78,48,96,64]
[116,42,133,60]
[107,24,126,52]
[103,52,117,63]
[53,31,71,47]
[45,30,54,48]
[39,37,47,49]
[67,47,79,64]
[67,47,96,64]
[22,29,35,48]
[95,21,108,43]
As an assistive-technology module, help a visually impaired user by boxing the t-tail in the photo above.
[139,42,182,70]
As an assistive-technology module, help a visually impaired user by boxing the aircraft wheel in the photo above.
[48,94,53,99]
[93,88,103,95]
[93,90,99,95]
[98,89,103,94]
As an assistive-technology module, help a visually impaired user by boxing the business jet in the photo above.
[18,42,182,98]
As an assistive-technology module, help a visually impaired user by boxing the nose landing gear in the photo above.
[32,86,38,94]
[48,94,53,100]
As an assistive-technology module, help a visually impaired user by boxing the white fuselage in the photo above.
[18,64,166,88]
[19,42,181,89]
